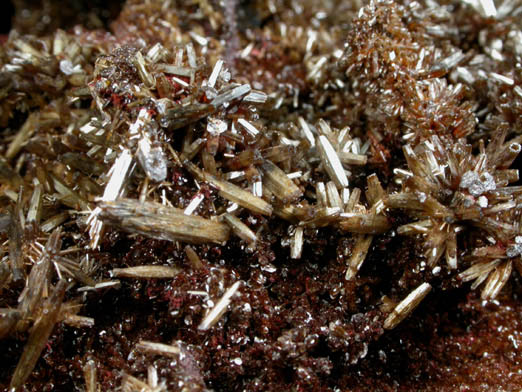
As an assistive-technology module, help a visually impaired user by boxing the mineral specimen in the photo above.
[1,0,522,390]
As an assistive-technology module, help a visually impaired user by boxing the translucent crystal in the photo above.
[59,59,82,75]
[506,244,522,258]
[460,170,496,196]
[207,117,228,135]
[137,136,167,182]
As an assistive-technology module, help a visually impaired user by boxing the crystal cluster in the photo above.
[1,0,522,390]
